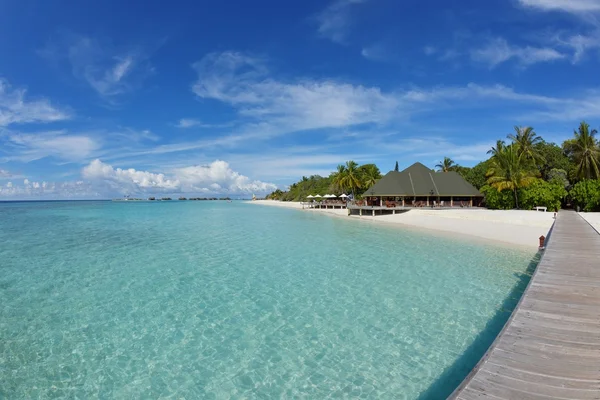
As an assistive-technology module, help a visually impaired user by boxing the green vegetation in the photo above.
[435,157,456,172]
[569,180,600,211]
[485,143,538,209]
[266,162,382,201]
[268,121,600,210]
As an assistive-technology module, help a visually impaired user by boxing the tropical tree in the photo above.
[563,121,600,180]
[342,160,362,197]
[435,157,456,172]
[359,164,382,188]
[394,161,399,172]
[331,164,347,193]
[486,145,538,209]
[457,161,489,190]
[507,126,544,165]
[534,140,572,180]
[487,139,506,157]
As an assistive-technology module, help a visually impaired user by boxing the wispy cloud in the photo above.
[471,38,566,68]
[0,126,160,164]
[176,118,203,128]
[423,46,437,56]
[315,0,367,44]
[553,31,600,62]
[0,78,71,126]
[361,44,389,62]
[518,0,600,13]
[1,130,101,163]
[175,118,235,129]
[192,51,398,135]
[0,179,99,199]
[39,34,155,102]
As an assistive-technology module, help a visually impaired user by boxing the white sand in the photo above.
[580,212,600,233]
[250,200,554,249]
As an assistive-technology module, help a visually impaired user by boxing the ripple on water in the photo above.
[0,201,537,399]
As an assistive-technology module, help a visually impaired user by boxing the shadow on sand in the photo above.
[416,249,543,400]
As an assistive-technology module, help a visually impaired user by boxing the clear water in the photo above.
[0,201,537,399]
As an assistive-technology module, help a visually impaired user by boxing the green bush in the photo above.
[569,180,600,211]
[518,180,567,211]
[480,185,515,209]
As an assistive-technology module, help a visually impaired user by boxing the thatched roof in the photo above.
[363,162,481,197]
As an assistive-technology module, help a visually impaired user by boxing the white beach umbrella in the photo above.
[314,194,322,198]
[340,194,348,198]
[307,195,314,198]
[330,194,338,198]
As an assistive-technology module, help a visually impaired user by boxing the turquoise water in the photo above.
[0,201,537,399]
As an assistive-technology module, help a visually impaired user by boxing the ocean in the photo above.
[0,201,537,399]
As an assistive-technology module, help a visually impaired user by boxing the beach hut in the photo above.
[362,162,482,208]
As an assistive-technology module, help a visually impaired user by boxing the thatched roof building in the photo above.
[362,162,482,207]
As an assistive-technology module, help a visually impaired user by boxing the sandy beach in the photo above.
[250,200,561,249]
[580,213,600,233]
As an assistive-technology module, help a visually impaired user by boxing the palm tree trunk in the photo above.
[514,188,519,209]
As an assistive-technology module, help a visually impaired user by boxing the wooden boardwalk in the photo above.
[450,211,600,400]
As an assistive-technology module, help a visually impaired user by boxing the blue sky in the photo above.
[1,0,600,198]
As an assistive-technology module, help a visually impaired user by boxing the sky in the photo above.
[1,0,600,199]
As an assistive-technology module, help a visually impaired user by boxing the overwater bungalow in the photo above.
[351,162,483,215]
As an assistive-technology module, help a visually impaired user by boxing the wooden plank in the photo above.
[449,211,600,399]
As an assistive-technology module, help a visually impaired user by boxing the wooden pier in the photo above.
[450,211,600,399]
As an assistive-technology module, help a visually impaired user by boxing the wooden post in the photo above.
[393,209,396,215]
[359,208,362,216]
[372,209,375,216]
[470,198,473,207]
[451,196,453,207]
[426,196,429,206]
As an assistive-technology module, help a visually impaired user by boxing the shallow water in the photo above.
[0,201,537,399]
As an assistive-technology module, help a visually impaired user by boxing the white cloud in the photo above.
[2,130,101,162]
[0,179,99,199]
[553,32,600,62]
[175,161,277,193]
[423,46,437,55]
[395,83,600,121]
[81,159,277,195]
[84,55,137,97]
[315,0,367,44]
[0,78,71,126]
[380,138,495,162]
[176,118,202,128]
[518,0,600,13]
[361,44,388,61]
[174,118,235,129]
[192,51,399,134]
[471,38,566,68]
[0,169,11,178]
[82,159,180,193]
[41,35,154,101]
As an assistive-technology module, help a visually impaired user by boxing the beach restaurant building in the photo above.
[358,162,483,209]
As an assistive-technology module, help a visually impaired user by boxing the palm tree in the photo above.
[360,164,381,188]
[487,139,506,157]
[331,164,347,192]
[563,121,600,180]
[342,160,362,197]
[394,161,399,172]
[486,145,538,209]
[507,126,544,165]
[435,157,456,172]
